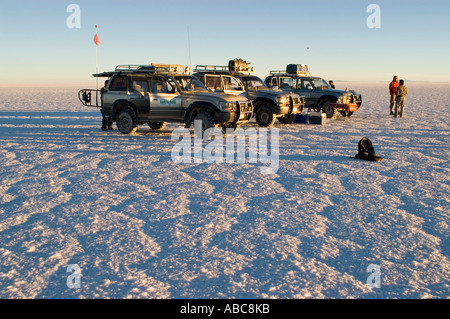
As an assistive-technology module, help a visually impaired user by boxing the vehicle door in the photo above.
[266,77,279,89]
[203,75,222,92]
[298,78,321,106]
[278,77,295,91]
[148,76,183,120]
[222,75,247,97]
[102,74,128,115]
[128,76,151,119]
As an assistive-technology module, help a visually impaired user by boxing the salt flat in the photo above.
[0,82,448,298]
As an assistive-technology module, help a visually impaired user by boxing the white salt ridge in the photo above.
[0,82,448,298]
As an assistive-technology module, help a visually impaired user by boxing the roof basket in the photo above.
[115,65,154,71]
[269,70,289,76]
[113,64,190,74]
[151,63,190,74]
[193,65,229,73]
[194,60,255,75]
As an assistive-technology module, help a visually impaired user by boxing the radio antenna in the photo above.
[187,26,192,71]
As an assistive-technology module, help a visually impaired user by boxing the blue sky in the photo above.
[0,0,449,85]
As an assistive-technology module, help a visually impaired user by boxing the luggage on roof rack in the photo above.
[228,59,253,73]
[286,64,310,76]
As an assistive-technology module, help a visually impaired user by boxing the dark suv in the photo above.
[78,64,253,135]
[265,64,362,118]
[192,59,305,127]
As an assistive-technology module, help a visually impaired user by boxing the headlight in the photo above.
[219,101,235,111]
[276,96,287,104]
[339,95,349,104]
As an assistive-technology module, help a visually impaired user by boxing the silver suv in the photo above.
[192,59,305,127]
[78,64,253,135]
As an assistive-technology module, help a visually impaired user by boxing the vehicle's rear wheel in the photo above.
[255,106,276,127]
[148,122,167,130]
[116,108,138,134]
[194,112,215,138]
[278,114,296,124]
[320,99,338,119]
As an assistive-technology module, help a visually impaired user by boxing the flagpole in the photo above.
[95,25,99,91]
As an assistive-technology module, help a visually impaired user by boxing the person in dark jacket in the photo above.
[100,80,113,131]
[394,80,408,118]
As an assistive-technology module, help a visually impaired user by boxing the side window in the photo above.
[270,77,278,88]
[130,78,149,94]
[205,76,222,90]
[167,78,177,93]
[279,78,294,89]
[302,79,313,90]
[223,76,243,91]
[149,77,176,94]
[109,75,127,91]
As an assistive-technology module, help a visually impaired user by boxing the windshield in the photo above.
[175,76,210,92]
[240,76,267,90]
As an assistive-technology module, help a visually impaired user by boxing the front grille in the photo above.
[239,102,252,113]
[293,97,303,105]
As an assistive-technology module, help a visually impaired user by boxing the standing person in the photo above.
[100,80,113,131]
[389,76,399,115]
[394,80,407,118]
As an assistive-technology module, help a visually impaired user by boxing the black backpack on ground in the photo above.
[352,137,383,161]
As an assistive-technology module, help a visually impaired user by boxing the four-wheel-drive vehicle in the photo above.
[264,64,362,118]
[192,59,305,127]
[78,64,253,135]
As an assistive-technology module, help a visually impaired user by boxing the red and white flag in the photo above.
[94,25,101,45]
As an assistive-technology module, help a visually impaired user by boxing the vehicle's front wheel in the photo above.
[339,110,354,118]
[278,114,296,124]
[255,106,276,127]
[148,122,167,130]
[194,112,216,138]
[116,108,138,134]
[320,99,338,119]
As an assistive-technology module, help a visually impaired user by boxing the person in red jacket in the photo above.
[389,76,399,115]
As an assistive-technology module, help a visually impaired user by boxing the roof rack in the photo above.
[269,64,311,77]
[151,63,190,74]
[115,65,154,71]
[269,70,287,75]
[194,65,229,73]
[112,64,190,75]
[193,64,255,75]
